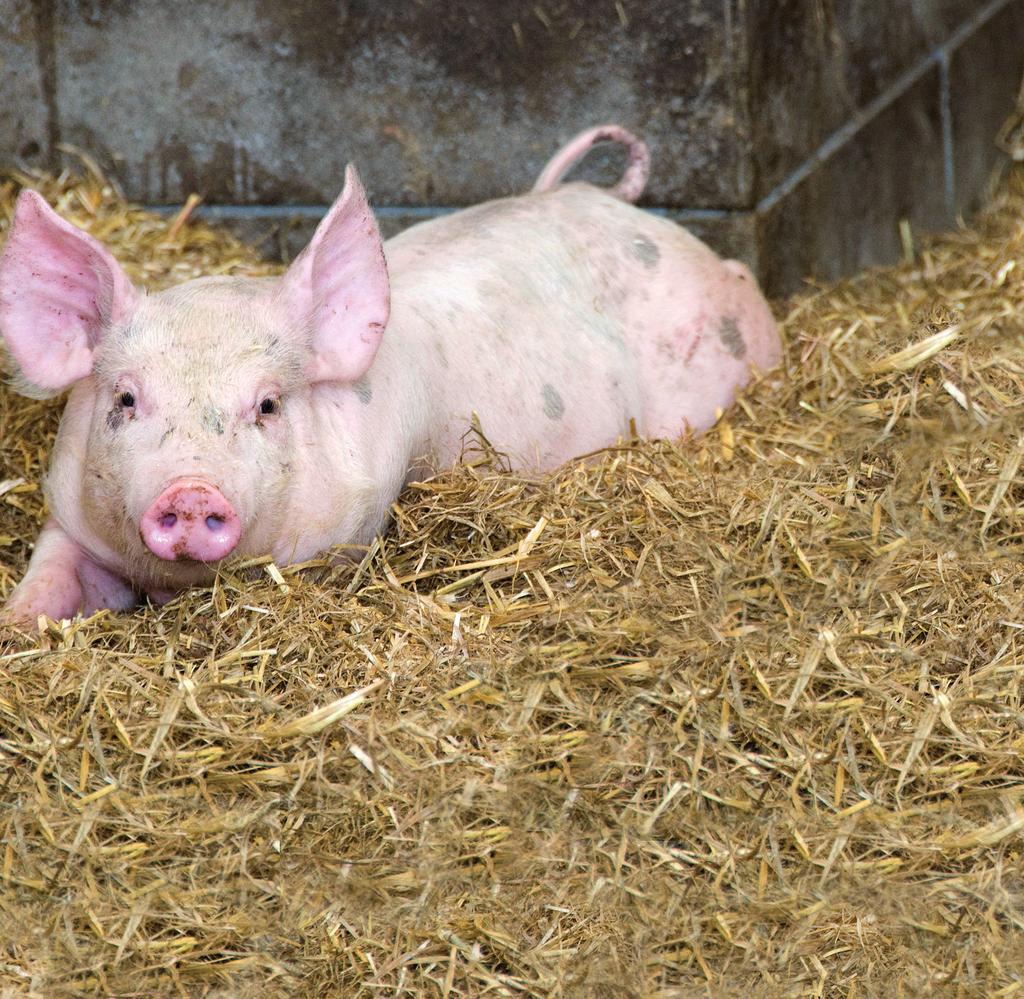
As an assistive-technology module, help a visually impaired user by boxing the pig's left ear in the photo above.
[278,165,390,384]
[0,189,138,395]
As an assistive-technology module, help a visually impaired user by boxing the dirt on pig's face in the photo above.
[78,278,308,586]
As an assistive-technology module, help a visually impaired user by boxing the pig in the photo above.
[0,124,780,628]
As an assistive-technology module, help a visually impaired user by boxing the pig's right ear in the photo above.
[277,165,390,384]
[0,189,138,395]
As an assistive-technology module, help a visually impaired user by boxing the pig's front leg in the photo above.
[1,518,137,628]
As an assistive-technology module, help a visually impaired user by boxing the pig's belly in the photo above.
[425,314,642,471]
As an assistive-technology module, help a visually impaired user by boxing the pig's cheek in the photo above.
[253,419,292,467]
[82,431,118,510]
[82,464,129,542]
[84,423,146,538]
[248,424,295,526]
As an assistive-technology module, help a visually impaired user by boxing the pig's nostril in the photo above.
[159,513,177,530]
[205,514,225,533]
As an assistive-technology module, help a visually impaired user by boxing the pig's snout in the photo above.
[140,479,241,562]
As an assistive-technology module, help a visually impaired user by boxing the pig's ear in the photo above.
[278,165,390,384]
[0,189,138,395]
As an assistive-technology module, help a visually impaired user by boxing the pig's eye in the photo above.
[118,391,135,408]
[259,397,280,416]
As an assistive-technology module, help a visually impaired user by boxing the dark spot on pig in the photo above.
[656,337,678,363]
[718,317,746,359]
[354,376,373,405]
[684,334,702,365]
[435,341,450,369]
[159,427,175,447]
[542,383,565,421]
[202,406,226,435]
[178,61,199,89]
[106,407,123,431]
[631,234,660,268]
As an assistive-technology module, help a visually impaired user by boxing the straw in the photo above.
[2,162,1024,996]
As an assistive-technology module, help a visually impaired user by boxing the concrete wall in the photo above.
[2,0,1023,293]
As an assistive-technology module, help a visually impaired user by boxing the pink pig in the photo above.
[0,125,780,627]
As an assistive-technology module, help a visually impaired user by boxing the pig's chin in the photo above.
[123,522,249,592]
[140,550,222,588]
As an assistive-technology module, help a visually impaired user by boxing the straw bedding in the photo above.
[1,162,1023,998]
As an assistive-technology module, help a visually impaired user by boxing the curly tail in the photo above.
[532,124,650,203]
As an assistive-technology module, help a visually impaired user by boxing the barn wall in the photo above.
[2,0,1023,293]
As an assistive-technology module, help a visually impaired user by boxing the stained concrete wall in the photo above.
[2,0,1023,293]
